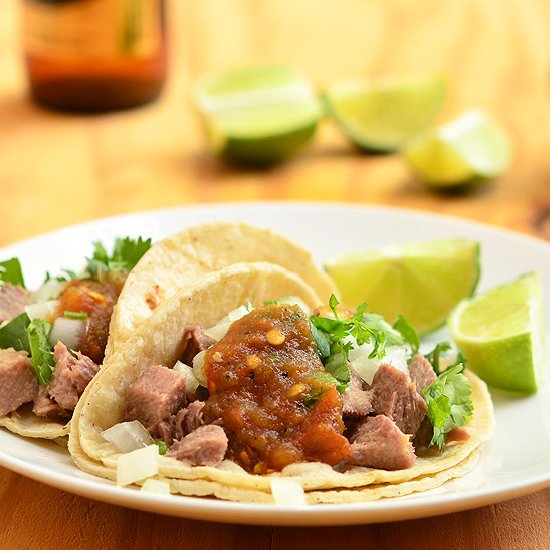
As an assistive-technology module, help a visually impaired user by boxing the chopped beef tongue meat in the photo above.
[180,325,215,365]
[0,348,38,416]
[346,414,415,470]
[167,425,228,467]
[156,400,206,445]
[408,354,437,392]
[342,367,373,417]
[33,342,100,418]
[124,365,187,433]
[369,364,427,436]
[0,284,28,323]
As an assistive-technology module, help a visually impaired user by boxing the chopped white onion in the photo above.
[25,300,59,321]
[350,344,409,385]
[116,444,159,487]
[33,279,66,303]
[275,296,310,314]
[173,360,200,394]
[49,317,86,350]
[140,478,171,494]
[204,305,251,341]
[270,478,307,506]
[192,350,207,387]
[102,420,154,453]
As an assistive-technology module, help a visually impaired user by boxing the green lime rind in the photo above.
[324,239,480,335]
[194,65,322,165]
[404,109,513,188]
[323,76,446,153]
[449,271,545,395]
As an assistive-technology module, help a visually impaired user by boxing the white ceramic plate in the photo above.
[1,202,549,526]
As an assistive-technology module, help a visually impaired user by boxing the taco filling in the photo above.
[117,299,474,474]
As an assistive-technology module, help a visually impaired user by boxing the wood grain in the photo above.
[0,0,549,548]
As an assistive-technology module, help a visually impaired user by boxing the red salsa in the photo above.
[203,304,350,473]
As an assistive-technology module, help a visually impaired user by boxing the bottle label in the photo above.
[23,0,161,58]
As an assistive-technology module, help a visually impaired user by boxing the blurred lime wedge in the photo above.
[324,239,480,334]
[194,66,322,165]
[323,75,445,152]
[449,272,545,394]
[404,109,512,188]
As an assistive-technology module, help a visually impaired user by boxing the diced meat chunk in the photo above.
[0,348,37,416]
[180,325,215,365]
[33,385,70,418]
[412,417,433,449]
[346,415,415,470]
[156,400,206,444]
[408,354,437,392]
[167,424,228,467]
[0,284,28,323]
[342,367,373,417]
[124,365,187,432]
[369,364,427,436]
[47,342,100,410]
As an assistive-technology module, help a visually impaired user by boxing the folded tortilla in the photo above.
[69,261,494,503]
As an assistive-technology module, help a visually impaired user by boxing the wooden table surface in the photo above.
[1,0,550,548]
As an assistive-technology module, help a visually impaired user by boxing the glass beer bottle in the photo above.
[22,0,167,112]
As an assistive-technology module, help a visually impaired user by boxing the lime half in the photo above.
[194,66,322,165]
[404,109,512,188]
[323,75,445,152]
[449,271,545,394]
[324,239,480,334]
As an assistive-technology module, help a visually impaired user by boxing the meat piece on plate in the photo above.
[33,385,70,418]
[408,354,437,392]
[47,342,100,410]
[180,325,215,365]
[369,364,427,436]
[347,415,415,470]
[124,365,187,432]
[167,424,228,467]
[156,400,206,444]
[0,284,28,323]
[0,348,37,416]
[342,367,372,417]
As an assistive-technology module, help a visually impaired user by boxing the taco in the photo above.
[105,221,337,360]
[69,261,494,504]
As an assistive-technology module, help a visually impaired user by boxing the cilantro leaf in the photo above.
[393,315,419,355]
[0,313,31,352]
[328,294,340,318]
[27,319,55,384]
[0,258,25,288]
[310,321,331,359]
[323,341,351,392]
[422,364,474,451]
[424,342,453,375]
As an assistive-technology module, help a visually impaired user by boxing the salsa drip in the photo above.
[53,280,119,363]
[203,304,351,473]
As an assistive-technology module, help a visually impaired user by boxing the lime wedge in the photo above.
[323,75,445,152]
[194,66,322,165]
[449,272,545,394]
[404,109,512,188]
[324,239,480,335]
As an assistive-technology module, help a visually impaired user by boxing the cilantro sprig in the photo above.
[27,319,55,385]
[422,363,474,451]
[0,258,25,288]
[425,342,467,375]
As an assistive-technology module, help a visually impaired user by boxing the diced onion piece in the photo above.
[25,300,59,321]
[102,420,154,453]
[117,444,159,487]
[140,478,171,494]
[192,350,207,387]
[275,296,310,314]
[49,317,86,350]
[270,478,307,506]
[204,305,251,341]
[173,360,200,394]
[33,279,66,303]
[350,343,411,385]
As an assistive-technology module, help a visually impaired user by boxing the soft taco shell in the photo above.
[105,221,337,359]
[0,404,69,439]
[69,261,494,503]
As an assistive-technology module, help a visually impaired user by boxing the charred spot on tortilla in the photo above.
[145,284,165,311]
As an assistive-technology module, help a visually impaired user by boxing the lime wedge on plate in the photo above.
[323,75,445,152]
[404,109,512,188]
[194,66,322,165]
[449,272,545,394]
[324,239,480,335]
